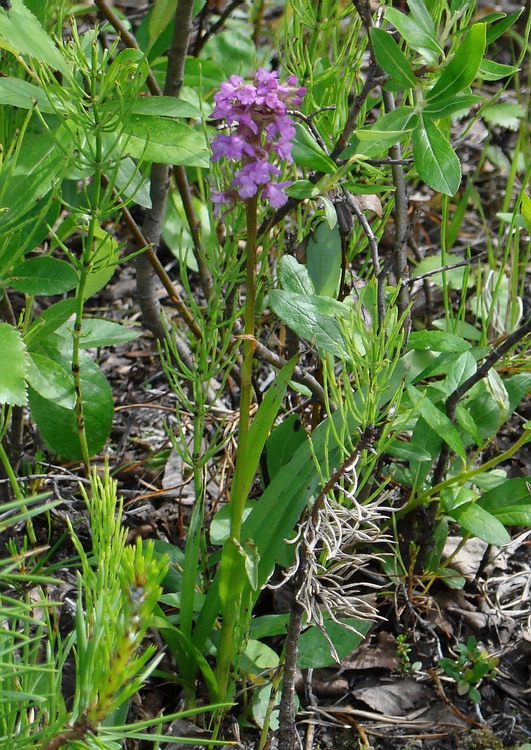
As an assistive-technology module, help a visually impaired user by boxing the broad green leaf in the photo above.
[0,195,60,271]
[285,180,319,200]
[115,157,151,209]
[292,123,336,173]
[278,255,314,295]
[0,76,54,111]
[408,330,470,353]
[298,618,371,669]
[432,318,482,341]
[427,24,486,101]
[407,0,435,35]
[370,27,417,89]
[209,502,255,546]
[444,351,476,393]
[479,59,520,81]
[82,227,120,301]
[467,391,502,441]
[9,257,79,296]
[505,372,531,412]
[148,0,177,41]
[412,116,461,195]
[450,502,510,545]
[345,107,416,158]
[130,96,202,119]
[121,116,210,167]
[306,222,342,298]
[265,414,308,482]
[0,0,69,74]
[479,477,531,515]
[406,383,465,458]
[25,298,78,347]
[183,57,225,90]
[386,440,432,462]
[385,7,442,60]
[236,356,298,504]
[423,93,482,119]
[26,352,75,409]
[202,28,255,77]
[0,321,28,406]
[269,289,349,359]
[485,9,523,44]
[28,344,113,459]
[0,127,72,235]
[482,102,526,131]
[57,319,139,349]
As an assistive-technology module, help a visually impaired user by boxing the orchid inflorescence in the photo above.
[210,68,306,213]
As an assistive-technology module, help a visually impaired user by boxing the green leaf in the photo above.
[306,222,342,298]
[482,102,526,131]
[444,351,476,393]
[408,330,471,353]
[28,343,113,459]
[0,0,69,74]
[385,7,442,60]
[407,0,435,35]
[423,93,482,118]
[386,440,432,462]
[82,227,120,300]
[269,289,349,359]
[284,180,319,200]
[0,76,54,111]
[450,502,510,545]
[521,193,531,235]
[424,518,448,571]
[121,116,210,167]
[57,319,139,349]
[235,356,298,504]
[406,383,465,458]
[265,414,308,482]
[505,372,531,412]
[210,502,255,546]
[129,96,202,119]
[0,321,28,406]
[431,318,481,341]
[148,0,177,42]
[344,107,416,158]
[278,256,314,295]
[9,257,79,296]
[292,123,336,173]
[413,252,473,289]
[25,298,78,347]
[479,59,520,81]
[370,27,417,89]
[485,9,523,44]
[479,477,531,526]
[426,24,486,101]
[297,618,371,669]
[412,116,461,195]
[26,353,75,409]
[183,57,225,90]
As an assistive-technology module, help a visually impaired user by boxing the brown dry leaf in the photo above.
[356,678,427,715]
[356,192,383,217]
[340,631,400,672]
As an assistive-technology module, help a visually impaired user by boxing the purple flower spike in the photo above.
[210,68,305,210]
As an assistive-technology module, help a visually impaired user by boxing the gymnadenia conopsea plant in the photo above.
[210,69,305,700]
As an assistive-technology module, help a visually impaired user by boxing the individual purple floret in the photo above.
[210,68,305,213]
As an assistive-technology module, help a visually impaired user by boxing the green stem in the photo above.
[0,440,36,544]
[398,428,531,519]
[73,58,104,476]
[216,195,258,700]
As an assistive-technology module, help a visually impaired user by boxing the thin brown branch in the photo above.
[193,0,246,56]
